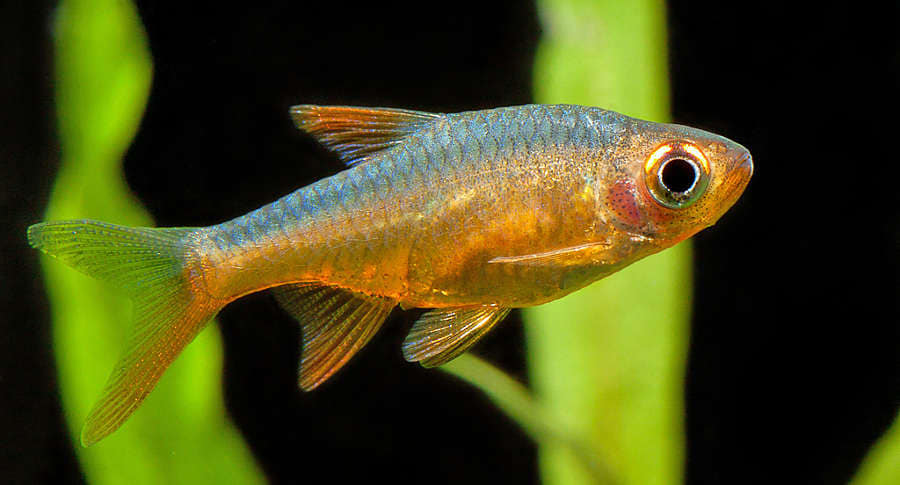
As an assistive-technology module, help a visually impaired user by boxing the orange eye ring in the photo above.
[643,141,710,209]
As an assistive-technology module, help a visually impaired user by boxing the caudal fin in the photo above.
[28,219,218,446]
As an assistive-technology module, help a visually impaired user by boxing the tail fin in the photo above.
[28,219,218,446]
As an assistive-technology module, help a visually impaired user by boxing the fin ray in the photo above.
[28,219,217,446]
[402,306,511,367]
[487,241,613,266]
[272,283,395,389]
[290,105,441,166]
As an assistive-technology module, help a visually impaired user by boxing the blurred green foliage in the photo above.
[443,355,618,483]
[42,0,263,482]
[527,0,685,484]
[850,411,900,485]
[444,2,685,484]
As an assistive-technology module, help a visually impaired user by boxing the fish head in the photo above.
[605,119,753,247]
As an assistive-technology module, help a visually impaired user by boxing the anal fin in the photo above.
[272,283,395,390]
[402,306,511,367]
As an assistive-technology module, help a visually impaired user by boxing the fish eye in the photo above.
[660,158,698,193]
[643,142,710,209]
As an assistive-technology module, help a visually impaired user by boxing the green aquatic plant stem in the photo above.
[527,0,686,484]
[43,0,263,482]
[440,2,684,484]
[443,355,621,484]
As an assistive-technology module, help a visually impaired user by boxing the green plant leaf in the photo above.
[850,411,900,485]
[440,2,684,483]
[526,1,687,484]
[442,354,620,483]
[41,0,264,483]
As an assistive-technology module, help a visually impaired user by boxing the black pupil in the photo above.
[661,158,697,193]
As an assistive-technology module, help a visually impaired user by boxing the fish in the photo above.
[28,103,753,445]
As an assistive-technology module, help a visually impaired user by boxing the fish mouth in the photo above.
[710,152,753,222]
[736,152,754,179]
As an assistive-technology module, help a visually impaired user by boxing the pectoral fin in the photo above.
[272,283,395,390]
[290,105,441,166]
[402,306,511,367]
[487,241,613,267]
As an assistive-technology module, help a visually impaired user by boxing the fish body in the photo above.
[199,105,747,306]
[28,104,753,445]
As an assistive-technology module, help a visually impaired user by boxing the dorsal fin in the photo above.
[290,105,442,166]
[402,306,511,367]
[272,283,396,390]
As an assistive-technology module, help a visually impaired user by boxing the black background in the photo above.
[2,1,897,484]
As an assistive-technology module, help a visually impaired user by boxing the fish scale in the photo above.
[27,103,752,444]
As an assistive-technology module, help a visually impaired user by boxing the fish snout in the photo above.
[706,147,753,225]
[735,151,754,179]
